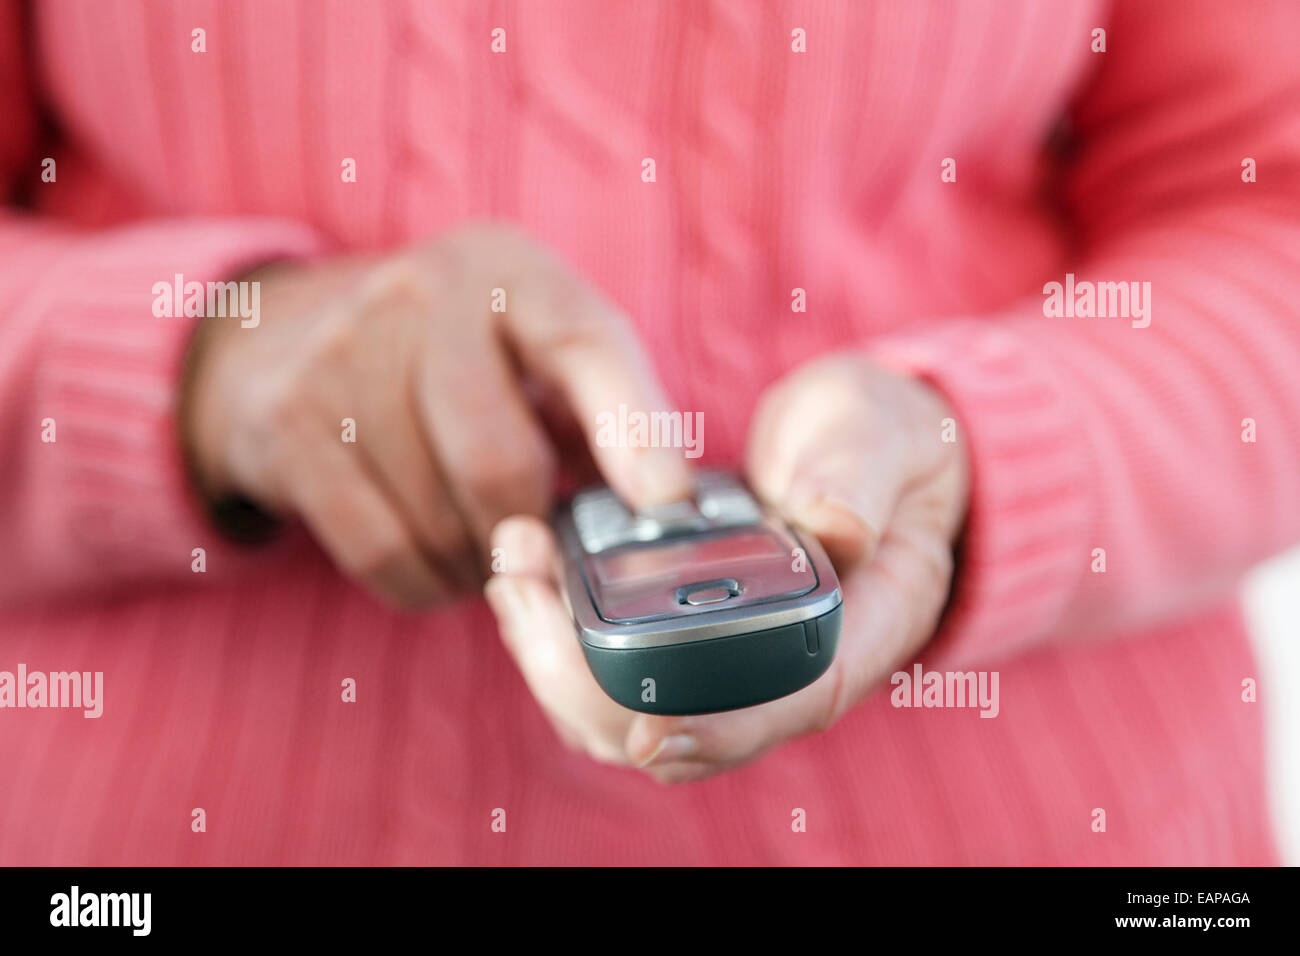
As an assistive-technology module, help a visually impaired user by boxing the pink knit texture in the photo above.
[1,0,1296,863]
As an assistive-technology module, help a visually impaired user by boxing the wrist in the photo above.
[176,260,297,540]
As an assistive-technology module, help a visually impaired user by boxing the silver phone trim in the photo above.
[555,505,843,650]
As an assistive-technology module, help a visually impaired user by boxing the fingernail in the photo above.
[636,734,698,768]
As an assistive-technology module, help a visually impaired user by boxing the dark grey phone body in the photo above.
[555,471,842,715]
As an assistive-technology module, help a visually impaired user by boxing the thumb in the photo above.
[779,446,905,571]
[747,381,909,572]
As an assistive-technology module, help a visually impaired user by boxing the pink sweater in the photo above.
[1,0,1295,864]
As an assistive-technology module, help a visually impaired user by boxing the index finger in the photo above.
[497,244,694,509]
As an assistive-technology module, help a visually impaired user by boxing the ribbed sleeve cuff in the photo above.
[33,218,325,589]
[868,319,1096,667]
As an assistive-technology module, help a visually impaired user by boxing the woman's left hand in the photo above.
[486,353,970,782]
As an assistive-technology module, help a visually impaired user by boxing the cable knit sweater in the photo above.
[1,0,1295,864]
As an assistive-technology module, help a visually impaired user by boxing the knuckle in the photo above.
[429,221,535,282]
[874,555,919,625]
[899,523,956,586]
[459,441,552,514]
[233,375,317,503]
[311,318,363,368]
[355,258,438,316]
[789,355,878,419]
[342,535,412,583]
[540,272,597,322]
[921,535,956,585]
[536,279,626,351]
[257,372,310,436]
[426,509,475,560]
[815,363,870,409]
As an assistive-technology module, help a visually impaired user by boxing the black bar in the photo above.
[0,865,1289,942]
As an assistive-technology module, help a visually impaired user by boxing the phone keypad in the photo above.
[571,472,762,554]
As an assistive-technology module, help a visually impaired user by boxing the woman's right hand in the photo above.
[182,223,692,607]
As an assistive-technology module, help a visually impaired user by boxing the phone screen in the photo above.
[583,524,816,623]
[590,530,787,587]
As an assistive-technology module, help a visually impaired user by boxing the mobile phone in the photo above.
[554,470,842,715]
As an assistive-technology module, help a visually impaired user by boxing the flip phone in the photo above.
[554,470,842,715]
